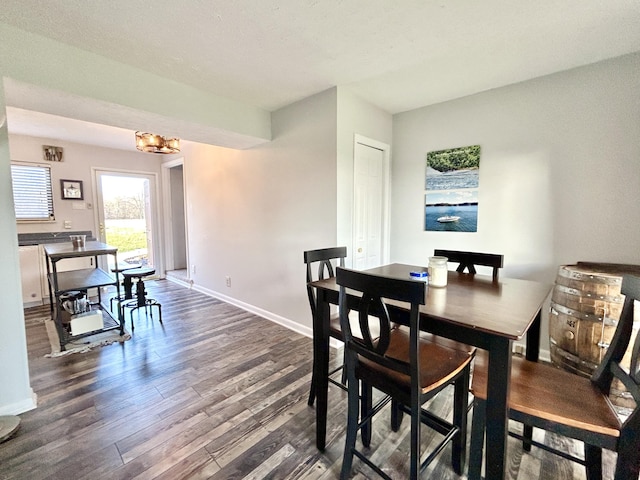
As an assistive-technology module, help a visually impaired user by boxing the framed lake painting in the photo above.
[425,145,480,232]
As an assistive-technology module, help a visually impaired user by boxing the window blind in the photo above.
[11,163,55,221]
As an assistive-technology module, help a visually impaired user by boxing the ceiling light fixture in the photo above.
[135,131,180,154]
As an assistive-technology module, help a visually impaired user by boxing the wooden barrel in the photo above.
[549,264,637,410]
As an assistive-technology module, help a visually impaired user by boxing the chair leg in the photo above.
[391,399,404,432]
[522,424,533,451]
[584,443,602,480]
[451,366,470,475]
[148,302,162,323]
[361,382,372,448]
[468,398,486,480]
[410,392,421,479]
[308,370,317,406]
[341,348,348,385]
[613,434,640,480]
[340,363,360,480]
[130,308,135,331]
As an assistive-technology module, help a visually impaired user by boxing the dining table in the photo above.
[310,263,551,480]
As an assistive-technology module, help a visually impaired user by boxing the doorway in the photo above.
[94,169,160,272]
[352,135,391,270]
[161,159,189,283]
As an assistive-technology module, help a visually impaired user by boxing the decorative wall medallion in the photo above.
[43,145,64,162]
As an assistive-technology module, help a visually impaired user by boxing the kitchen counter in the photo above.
[17,231,95,246]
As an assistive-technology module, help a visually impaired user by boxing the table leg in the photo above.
[525,310,541,362]
[314,290,330,451]
[484,336,512,480]
[522,309,542,450]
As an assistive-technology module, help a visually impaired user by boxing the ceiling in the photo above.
[2,0,640,151]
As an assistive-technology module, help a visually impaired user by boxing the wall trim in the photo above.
[166,276,318,342]
[0,389,37,416]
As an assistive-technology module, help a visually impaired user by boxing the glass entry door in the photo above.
[95,170,158,271]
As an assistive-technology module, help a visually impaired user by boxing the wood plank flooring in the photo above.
[1,280,616,479]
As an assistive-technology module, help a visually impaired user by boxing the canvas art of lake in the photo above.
[425,145,480,233]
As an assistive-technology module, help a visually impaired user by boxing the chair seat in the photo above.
[111,264,140,274]
[471,351,621,438]
[123,266,156,278]
[358,326,475,403]
[329,311,382,342]
[328,312,342,338]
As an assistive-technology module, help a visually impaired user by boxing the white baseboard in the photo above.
[0,390,37,416]
[513,342,551,363]
[165,275,193,289]
[185,282,314,341]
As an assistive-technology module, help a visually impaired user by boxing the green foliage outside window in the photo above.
[105,227,146,252]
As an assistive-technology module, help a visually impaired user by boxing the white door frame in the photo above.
[352,134,391,267]
[161,157,189,277]
[91,167,164,276]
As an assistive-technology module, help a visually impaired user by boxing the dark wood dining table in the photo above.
[310,263,551,480]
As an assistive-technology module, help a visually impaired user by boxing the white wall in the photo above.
[181,89,338,334]
[0,85,34,415]
[391,52,640,354]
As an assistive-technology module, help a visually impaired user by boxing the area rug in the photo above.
[44,318,131,357]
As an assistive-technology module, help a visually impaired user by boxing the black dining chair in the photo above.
[337,267,475,479]
[304,247,349,406]
[468,274,640,480]
[434,249,504,281]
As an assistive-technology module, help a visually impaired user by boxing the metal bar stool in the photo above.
[119,267,162,330]
[110,264,143,313]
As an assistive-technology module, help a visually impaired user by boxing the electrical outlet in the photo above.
[63,220,72,229]
[225,276,231,287]
[191,264,196,274]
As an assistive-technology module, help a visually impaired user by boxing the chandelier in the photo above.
[135,131,180,154]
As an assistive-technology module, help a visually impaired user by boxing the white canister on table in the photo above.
[428,256,448,287]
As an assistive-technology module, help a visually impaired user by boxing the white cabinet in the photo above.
[18,245,94,307]
[19,246,43,306]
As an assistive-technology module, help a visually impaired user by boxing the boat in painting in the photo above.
[436,215,460,223]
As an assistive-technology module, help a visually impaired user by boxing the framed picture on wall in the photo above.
[424,145,480,232]
[60,179,83,200]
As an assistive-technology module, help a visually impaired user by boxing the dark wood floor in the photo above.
[1,280,615,479]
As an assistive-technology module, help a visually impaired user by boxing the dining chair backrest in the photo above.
[336,267,425,378]
[304,247,347,318]
[434,249,504,281]
[592,274,640,405]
